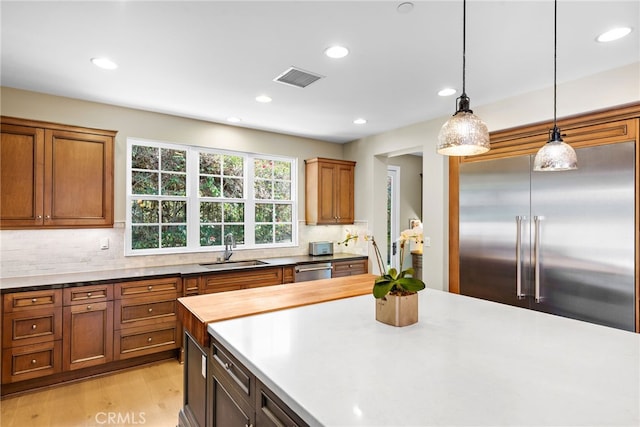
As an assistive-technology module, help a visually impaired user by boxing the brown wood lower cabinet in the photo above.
[63,284,113,371]
[63,301,113,370]
[1,278,181,395]
[332,258,368,277]
[2,340,62,384]
[201,267,283,294]
[114,277,181,360]
[1,289,63,384]
[114,323,180,360]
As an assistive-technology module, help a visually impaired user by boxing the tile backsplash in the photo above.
[0,221,370,278]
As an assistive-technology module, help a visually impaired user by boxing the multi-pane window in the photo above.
[126,139,296,255]
[130,145,188,250]
[253,158,293,244]
[199,152,246,247]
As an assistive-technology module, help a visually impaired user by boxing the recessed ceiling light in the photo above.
[438,88,457,97]
[397,2,414,14]
[227,117,242,123]
[353,118,367,125]
[90,57,118,70]
[325,45,349,59]
[255,95,272,103]
[596,27,632,42]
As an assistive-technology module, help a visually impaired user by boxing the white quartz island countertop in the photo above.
[208,288,640,426]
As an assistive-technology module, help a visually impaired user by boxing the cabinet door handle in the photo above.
[147,337,152,343]
[37,215,43,219]
[45,215,51,219]
[87,305,92,310]
[32,324,37,330]
[148,308,153,313]
[31,359,37,365]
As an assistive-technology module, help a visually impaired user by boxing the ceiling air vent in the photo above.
[273,67,324,88]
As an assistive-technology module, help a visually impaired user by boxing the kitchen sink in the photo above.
[199,260,268,270]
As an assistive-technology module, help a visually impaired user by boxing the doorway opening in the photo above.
[387,165,400,270]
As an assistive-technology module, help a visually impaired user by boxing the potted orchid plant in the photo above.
[338,226,425,326]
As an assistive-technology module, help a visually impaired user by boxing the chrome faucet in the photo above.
[224,233,236,261]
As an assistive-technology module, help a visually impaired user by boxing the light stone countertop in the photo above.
[0,253,366,291]
[208,288,640,427]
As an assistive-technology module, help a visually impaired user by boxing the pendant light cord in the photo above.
[462,0,467,96]
[553,0,557,128]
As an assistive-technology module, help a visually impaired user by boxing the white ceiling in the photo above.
[1,1,638,143]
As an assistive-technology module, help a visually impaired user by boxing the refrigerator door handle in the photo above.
[534,215,545,303]
[515,216,526,299]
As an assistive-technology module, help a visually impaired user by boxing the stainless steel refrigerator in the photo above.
[459,142,636,331]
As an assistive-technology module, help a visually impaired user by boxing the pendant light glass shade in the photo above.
[533,0,577,172]
[437,0,490,157]
[437,98,490,156]
[533,127,577,171]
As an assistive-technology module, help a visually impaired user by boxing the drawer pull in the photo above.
[147,286,153,291]
[148,308,153,313]
[32,324,37,330]
[87,305,92,311]
[32,298,37,303]
[87,292,92,297]
[147,337,152,343]
[31,359,37,364]
[224,362,231,370]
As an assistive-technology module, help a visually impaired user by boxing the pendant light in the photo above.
[533,0,577,171]
[437,0,490,156]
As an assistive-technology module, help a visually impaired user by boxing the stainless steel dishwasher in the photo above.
[294,262,333,282]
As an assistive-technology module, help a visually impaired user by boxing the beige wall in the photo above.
[345,62,640,291]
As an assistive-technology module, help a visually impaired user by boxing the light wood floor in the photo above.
[1,359,183,427]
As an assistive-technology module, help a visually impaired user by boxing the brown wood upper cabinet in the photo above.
[0,116,116,229]
[305,157,355,225]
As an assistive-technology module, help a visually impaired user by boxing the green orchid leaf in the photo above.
[374,276,393,286]
[373,281,394,298]
[397,277,426,292]
[387,267,398,279]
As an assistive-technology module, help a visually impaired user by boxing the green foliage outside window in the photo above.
[132,225,159,250]
[132,171,158,195]
[161,225,187,248]
[129,141,295,253]
[252,158,293,245]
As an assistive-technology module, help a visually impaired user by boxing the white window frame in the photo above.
[126,137,298,256]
